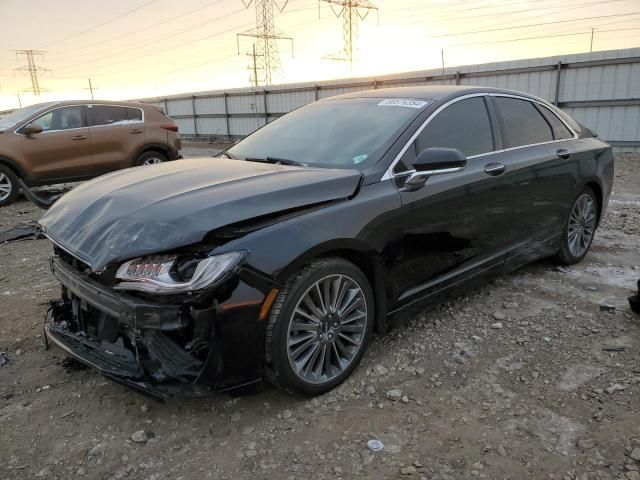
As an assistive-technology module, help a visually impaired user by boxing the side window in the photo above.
[537,105,573,140]
[55,106,85,130]
[415,97,494,158]
[126,107,143,122]
[494,97,553,148]
[89,105,129,127]
[32,106,84,131]
[31,111,53,131]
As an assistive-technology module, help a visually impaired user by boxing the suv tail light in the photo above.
[160,124,179,132]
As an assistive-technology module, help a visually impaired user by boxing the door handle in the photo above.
[556,149,571,160]
[71,135,87,140]
[129,129,143,134]
[484,162,505,176]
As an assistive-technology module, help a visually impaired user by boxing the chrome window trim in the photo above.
[14,103,144,136]
[382,92,578,181]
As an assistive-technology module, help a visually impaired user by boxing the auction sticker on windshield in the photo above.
[378,98,429,109]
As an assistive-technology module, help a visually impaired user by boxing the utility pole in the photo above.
[13,50,49,96]
[441,49,445,74]
[237,1,293,86]
[247,43,262,87]
[16,93,22,108]
[590,27,596,52]
[320,0,378,70]
[85,78,97,99]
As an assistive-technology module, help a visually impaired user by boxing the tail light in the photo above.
[160,124,178,132]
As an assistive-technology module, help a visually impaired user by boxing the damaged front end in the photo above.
[45,247,273,401]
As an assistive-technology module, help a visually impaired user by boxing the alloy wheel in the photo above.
[142,157,164,165]
[0,173,13,202]
[567,193,596,257]
[286,274,368,385]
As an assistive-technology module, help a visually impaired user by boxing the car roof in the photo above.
[29,99,152,110]
[321,85,543,103]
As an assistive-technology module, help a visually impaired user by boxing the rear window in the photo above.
[126,107,143,122]
[88,105,128,127]
[494,97,553,148]
[537,105,573,140]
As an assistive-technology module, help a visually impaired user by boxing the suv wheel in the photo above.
[265,257,374,395]
[0,166,19,207]
[555,187,599,265]
[136,151,167,166]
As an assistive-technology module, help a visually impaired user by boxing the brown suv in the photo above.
[0,100,181,206]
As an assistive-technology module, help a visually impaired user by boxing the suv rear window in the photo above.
[126,108,143,122]
[88,105,129,127]
[494,97,553,148]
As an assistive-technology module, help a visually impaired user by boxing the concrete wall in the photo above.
[147,48,640,152]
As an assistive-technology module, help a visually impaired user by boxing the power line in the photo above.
[386,0,624,25]
[49,0,228,56]
[13,50,49,96]
[53,9,248,73]
[446,26,640,48]
[40,0,157,49]
[433,11,640,38]
[237,1,294,85]
[320,0,378,69]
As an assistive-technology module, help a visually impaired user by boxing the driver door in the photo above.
[389,95,517,307]
[21,105,93,182]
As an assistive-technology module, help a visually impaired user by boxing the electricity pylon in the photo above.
[13,50,49,96]
[320,0,377,69]
[237,0,293,86]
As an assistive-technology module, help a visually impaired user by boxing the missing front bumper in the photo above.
[46,256,214,399]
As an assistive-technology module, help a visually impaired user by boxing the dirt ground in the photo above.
[1,153,639,480]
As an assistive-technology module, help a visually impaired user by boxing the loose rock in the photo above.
[131,430,148,443]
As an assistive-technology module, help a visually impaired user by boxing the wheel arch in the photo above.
[276,240,390,334]
[583,180,603,226]
[0,155,28,183]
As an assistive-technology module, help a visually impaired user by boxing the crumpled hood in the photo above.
[39,158,362,271]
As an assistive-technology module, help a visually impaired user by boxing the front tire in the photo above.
[0,165,19,207]
[265,257,374,395]
[555,187,599,265]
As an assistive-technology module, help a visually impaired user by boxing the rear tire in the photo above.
[265,257,374,396]
[135,151,167,166]
[555,187,599,265]
[0,165,19,207]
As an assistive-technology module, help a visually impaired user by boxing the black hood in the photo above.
[39,158,362,271]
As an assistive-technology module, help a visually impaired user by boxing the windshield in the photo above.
[0,103,55,131]
[226,97,429,169]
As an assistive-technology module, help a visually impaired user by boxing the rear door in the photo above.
[490,95,578,263]
[88,105,145,174]
[388,95,517,307]
[20,105,92,182]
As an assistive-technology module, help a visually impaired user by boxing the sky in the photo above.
[1,0,639,110]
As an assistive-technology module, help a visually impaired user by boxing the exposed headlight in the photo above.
[114,251,246,294]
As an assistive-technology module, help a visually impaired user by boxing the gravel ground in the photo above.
[0,153,639,480]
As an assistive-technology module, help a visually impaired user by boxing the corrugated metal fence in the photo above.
[149,48,640,152]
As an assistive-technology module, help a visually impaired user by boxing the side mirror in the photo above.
[22,123,43,136]
[404,147,467,191]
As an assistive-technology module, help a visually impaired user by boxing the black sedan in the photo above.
[39,86,614,399]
